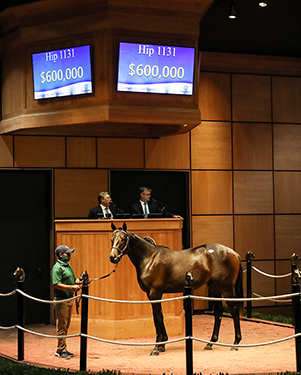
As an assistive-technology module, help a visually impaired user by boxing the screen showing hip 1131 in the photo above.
[117,42,195,96]
[32,45,93,100]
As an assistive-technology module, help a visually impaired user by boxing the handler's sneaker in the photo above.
[66,351,74,357]
[55,351,70,359]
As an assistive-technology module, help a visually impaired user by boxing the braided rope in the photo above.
[252,292,292,303]
[0,290,17,297]
[252,266,292,279]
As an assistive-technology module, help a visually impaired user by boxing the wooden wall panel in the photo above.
[274,172,301,213]
[233,123,273,170]
[198,72,231,121]
[232,75,271,122]
[234,215,274,259]
[275,260,291,296]
[192,171,232,214]
[273,76,301,123]
[274,124,301,170]
[55,169,107,218]
[0,135,13,167]
[145,133,190,169]
[233,171,273,214]
[97,138,144,168]
[14,136,65,167]
[275,215,301,259]
[1,50,25,116]
[191,122,232,169]
[67,137,96,168]
[250,261,275,307]
[192,216,233,248]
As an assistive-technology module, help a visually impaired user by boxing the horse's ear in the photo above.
[122,222,127,232]
[111,223,116,231]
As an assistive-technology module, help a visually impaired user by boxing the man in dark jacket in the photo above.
[130,186,182,219]
[88,192,117,219]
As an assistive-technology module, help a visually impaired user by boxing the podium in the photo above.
[55,219,183,339]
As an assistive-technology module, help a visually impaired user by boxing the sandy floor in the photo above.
[0,314,297,375]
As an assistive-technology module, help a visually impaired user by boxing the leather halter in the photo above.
[111,229,130,261]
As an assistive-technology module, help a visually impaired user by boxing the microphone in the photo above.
[110,201,124,214]
[151,198,167,210]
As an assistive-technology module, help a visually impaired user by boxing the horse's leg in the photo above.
[150,300,168,356]
[204,297,223,350]
[226,300,242,351]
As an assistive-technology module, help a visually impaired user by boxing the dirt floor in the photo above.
[0,314,297,375]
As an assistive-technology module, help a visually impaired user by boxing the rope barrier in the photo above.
[2,324,298,350]
[0,288,299,305]
[0,325,16,330]
[0,290,16,297]
[252,266,292,279]
[252,292,292,303]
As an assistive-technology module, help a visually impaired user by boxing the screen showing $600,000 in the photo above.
[32,45,92,100]
[117,42,195,95]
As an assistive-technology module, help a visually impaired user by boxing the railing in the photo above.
[1,266,301,375]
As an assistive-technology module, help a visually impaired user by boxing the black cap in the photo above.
[55,245,75,255]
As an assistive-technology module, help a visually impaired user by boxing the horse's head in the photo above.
[109,222,129,264]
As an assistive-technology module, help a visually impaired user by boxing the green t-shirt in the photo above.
[51,259,77,298]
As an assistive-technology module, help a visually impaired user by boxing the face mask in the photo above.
[61,254,71,263]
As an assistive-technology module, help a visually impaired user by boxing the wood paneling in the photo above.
[273,76,301,123]
[233,123,273,170]
[274,124,301,170]
[274,172,301,213]
[201,52,301,76]
[145,133,190,169]
[14,136,65,167]
[0,135,13,167]
[234,215,274,259]
[97,138,144,169]
[67,137,96,168]
[198,72,231,121]
[233,171,273,214]
[191,122,232,169]
[275,215,301,259]
[54,169,107,218]
[232,74,271,122]
[192,216,233,249]
[192,171,232,214]
[250,261,275,307]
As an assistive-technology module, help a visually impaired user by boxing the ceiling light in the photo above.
[259,1,267,6]
[229,0,236,19]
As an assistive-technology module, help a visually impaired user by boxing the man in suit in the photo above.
[88,191,117,219]
[130,186,183,219]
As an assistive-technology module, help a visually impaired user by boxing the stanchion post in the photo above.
[184,272,193,375]
[80,272,89,372]
[15,270,25,361]
[246,251,255,318]
[292,268,301,372]
[291,253,298,326]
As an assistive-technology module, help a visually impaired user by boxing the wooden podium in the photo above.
[55,219,183,339]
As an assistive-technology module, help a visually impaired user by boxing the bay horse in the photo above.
[109,222,243,356]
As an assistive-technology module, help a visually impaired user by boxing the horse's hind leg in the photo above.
[226,300,242,350]
[150,301,168,356]
[204,298,223,350]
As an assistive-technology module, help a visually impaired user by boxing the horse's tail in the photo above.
[235,263,244,318]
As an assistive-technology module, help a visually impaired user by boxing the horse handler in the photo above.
[51,245,89,359]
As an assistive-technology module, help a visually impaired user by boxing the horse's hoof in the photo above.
[150,349,159,356]
[230,346,239,351]
[158,346,165,353]
[204,344,213,350]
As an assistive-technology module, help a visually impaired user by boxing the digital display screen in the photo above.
[117,42,195,95]
[32,45,92,99]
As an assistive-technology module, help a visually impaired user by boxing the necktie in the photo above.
[144,203,148,219]
[105,207,111,218]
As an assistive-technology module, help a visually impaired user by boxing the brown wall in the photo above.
[1,53,301,313]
